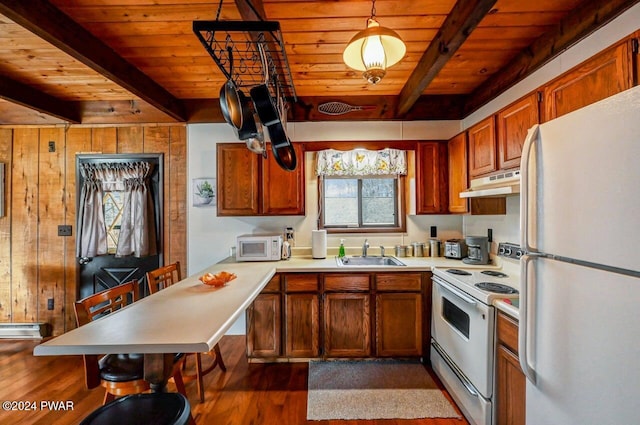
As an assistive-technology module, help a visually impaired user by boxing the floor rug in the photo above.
[307,359,461,420]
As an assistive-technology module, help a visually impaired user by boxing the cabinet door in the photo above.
[543,40,633,122]
[376,293,422,357]
[468,116,496,178]
[285,293,320,358]
[447,132,468,213]
[262,143,305,215]
[496,345,526,425]
[497,93,539,170]
[415,141,448,214]
[216,143,260,216]
[324,293,371,357]
[496,312,525,425]
[246,293,281,358]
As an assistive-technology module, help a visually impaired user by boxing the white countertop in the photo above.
[34,261,276,356]
[35,255,517,356]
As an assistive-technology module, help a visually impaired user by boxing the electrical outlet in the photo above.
[48,141,56,152]
[57,225,72,236]
[47,298,54,310]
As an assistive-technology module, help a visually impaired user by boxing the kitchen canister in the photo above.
[429,238,441,257]
[311,230,327,259]
[411,242,426,257]
[394,245,409,257]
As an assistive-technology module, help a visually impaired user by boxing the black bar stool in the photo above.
[80,393,191,425]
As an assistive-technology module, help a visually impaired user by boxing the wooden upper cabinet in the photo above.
[217,143,260,216]
[262,143,305,215]
[415,141,448,214]
[217,142,305,216]
[497,93,540,170]
[542,39,634,122]
[468,116,497,178]
[447,132,468,214]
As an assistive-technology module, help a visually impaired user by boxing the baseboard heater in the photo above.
[0,323,51,339]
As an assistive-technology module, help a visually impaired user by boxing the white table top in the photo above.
[34,254,510,356]
[34,262,276,356]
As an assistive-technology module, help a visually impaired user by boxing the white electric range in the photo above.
[430,251,521,425]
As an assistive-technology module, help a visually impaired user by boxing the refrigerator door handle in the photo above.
[520,124,540,254]
[519,254,537,384]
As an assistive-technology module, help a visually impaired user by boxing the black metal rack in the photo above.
[193,20,297,103]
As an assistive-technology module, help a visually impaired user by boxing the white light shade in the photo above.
[343,18,406,72]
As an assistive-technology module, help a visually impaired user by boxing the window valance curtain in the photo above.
[315,148,407,176]
[77,161,157,258]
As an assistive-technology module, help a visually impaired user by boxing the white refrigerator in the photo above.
[519,85,640,425]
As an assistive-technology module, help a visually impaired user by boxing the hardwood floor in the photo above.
[0,336,469,425]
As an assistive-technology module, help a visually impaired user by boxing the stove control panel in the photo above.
[498,242,524,259]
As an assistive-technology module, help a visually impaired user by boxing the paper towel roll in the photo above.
[312,230,327,259]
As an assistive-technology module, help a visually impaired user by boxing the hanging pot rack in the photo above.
[193,20,297,104]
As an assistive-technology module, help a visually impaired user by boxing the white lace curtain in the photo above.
[77,161,157,258]
[315,148,407,176]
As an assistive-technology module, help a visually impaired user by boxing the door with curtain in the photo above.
[76,154,163,299]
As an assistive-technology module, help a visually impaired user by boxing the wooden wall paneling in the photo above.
[116,127,143,153]
[11,129,39,323]
[168,126,186,273]
[141,126,171,265]
[64,128,92,331]
[0,129,12,322]
[90,127,117,153]
[37,128,66,332]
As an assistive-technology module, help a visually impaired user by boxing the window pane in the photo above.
[103,191,124,253]
[324,179,358,226]
[362,178,396,225]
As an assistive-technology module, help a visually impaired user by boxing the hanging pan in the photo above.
[249,44,296,171]
[219,47,243,130]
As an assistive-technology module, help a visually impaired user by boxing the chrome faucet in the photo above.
[380,246,385,257]
[362,239,370,257]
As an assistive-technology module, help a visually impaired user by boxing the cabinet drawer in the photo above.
[284,273,319,292]
[261,274,281,293]
[324,274,370,291]
[497,311,519,355]
[376,273,422,291]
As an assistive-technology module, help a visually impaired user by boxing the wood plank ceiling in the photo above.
[0,0,637,125]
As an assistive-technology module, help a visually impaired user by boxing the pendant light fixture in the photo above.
[343,0,406,84]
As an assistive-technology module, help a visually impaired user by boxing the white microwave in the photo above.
[236,234,283,262]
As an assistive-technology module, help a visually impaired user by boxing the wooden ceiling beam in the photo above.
[0,0,187,122]
[235,0,267,21]
[0,74,81,123]
[396,0,498,117]
[463,0,640,116]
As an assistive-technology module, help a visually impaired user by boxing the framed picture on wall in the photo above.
[193,178,216,207]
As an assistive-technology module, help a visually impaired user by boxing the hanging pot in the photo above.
[219,48,243,130]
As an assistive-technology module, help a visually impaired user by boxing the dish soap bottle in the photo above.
[338,239,346,258]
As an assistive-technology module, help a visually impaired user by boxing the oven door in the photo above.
[431,275,495,398]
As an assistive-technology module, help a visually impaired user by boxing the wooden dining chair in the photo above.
[74,280,189,405]
[147,261,227,403]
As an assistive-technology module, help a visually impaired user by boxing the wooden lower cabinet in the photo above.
[246,293,281,358]
[323,292,371,357]
[495,311,526,425]
[376,293,422,356]
[247,271,428,361]
[285,293,320,358]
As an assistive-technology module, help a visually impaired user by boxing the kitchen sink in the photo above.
[335,256,406,267]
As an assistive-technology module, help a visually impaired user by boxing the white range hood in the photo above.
[460,169,520,198]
